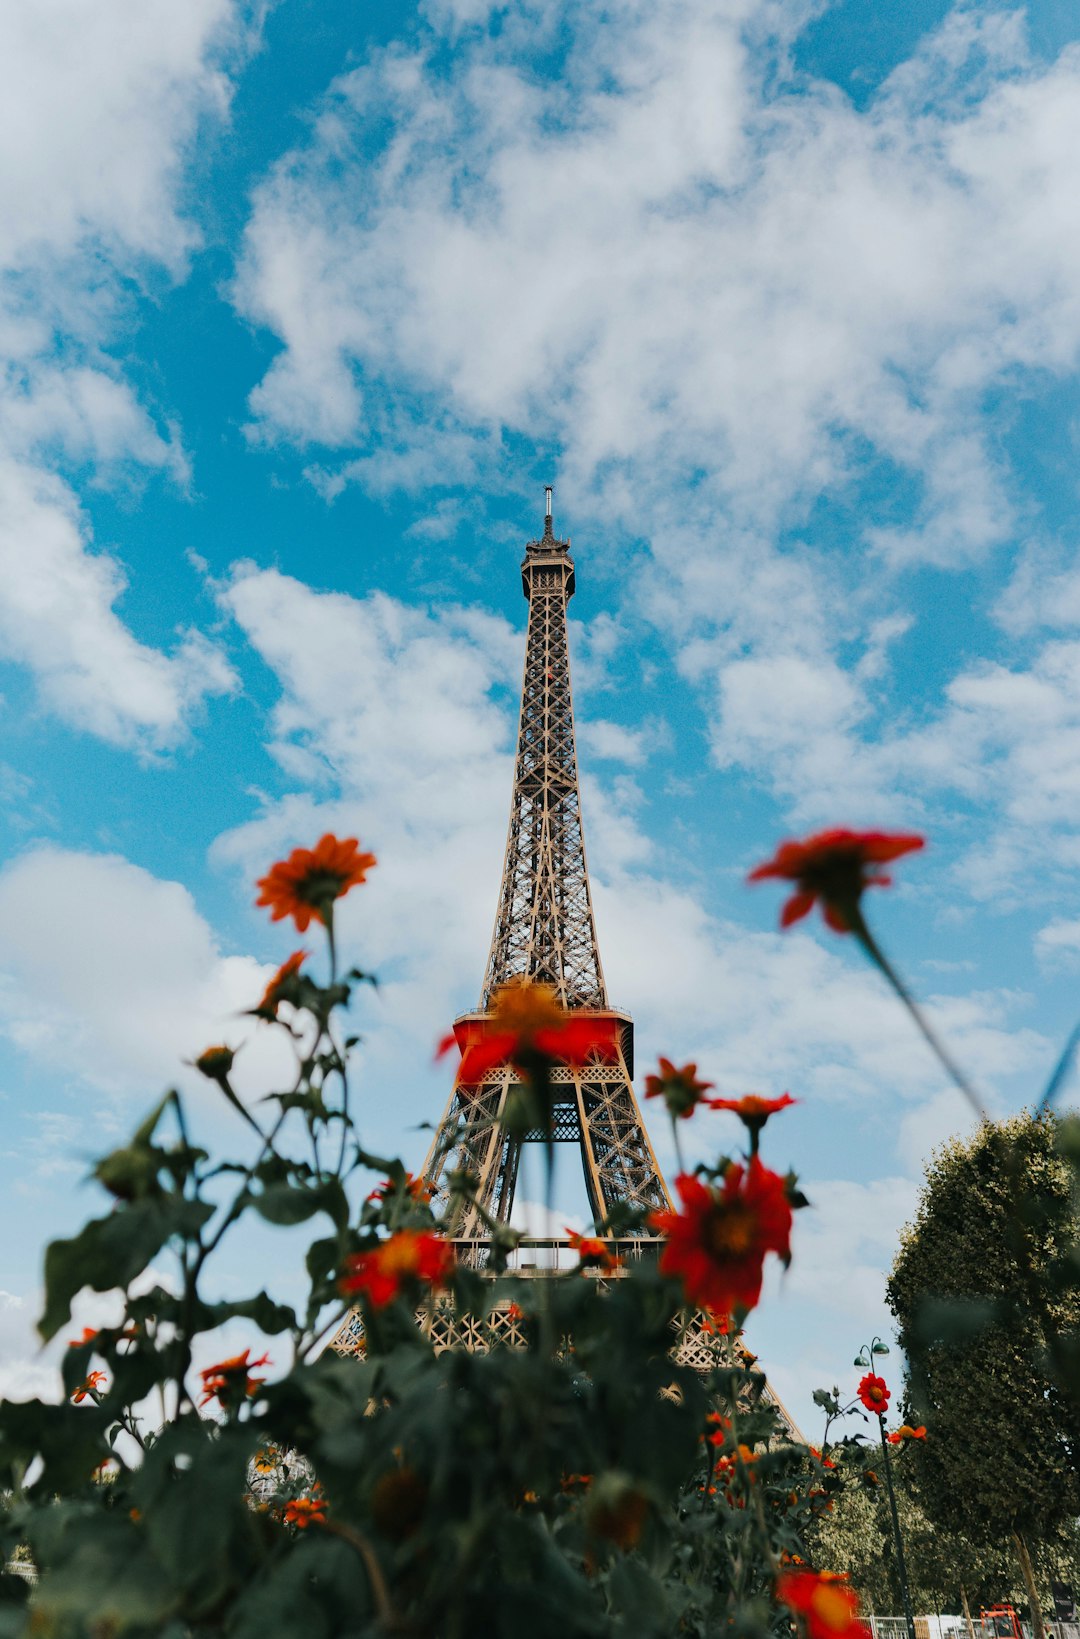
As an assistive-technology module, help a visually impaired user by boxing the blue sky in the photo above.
[3,0,1080,1433]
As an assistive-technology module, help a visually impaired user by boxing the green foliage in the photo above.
[0,909,817,1639]
[887,1114,1080,1556]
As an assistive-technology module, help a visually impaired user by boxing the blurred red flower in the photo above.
[255,949,309,1017]
[439,977,619,1083]
[708,1092,797,1131]
[644,1057,715,1120]
[256,834,376,932]
[776,1571,870,1639]
[284,1495,327,1530]
[339,1231,455,1308]
[566,1229,621,1272]
[748,829,924,933]
[71,1370,106,1403]
[649,1161,792,1316]
[887,1424,927,1445]
[199,1349,269,1409]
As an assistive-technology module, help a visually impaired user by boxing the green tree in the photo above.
[886,1114,1080,1639]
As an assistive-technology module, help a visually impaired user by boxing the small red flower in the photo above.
[708,1092,797,1132]
[748,829,924,933]
[776,1570,870,1639]
[649,1161,793,1316]
[284,1494,327,1529]
[255,950,309,1017]
[644,1057,715,1119]
[199,1349,270,1409]
[67,1327,100,1348]
[566,1229,621,1272]
[339,1232,455,1308]
[367,1172,435,1204]
[256,834,376,932]
[887,1424,926,1445]
[71,1370,106,1403]
[439,977,619,1083]
[857,1373,890,1416]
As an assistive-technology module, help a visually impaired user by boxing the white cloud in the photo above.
[1035,916,1080,970]
[0,0,251,747]
[0,846,292,1111]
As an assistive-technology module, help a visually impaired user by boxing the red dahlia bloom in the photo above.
[776,1571,870,1639]
[440,977,620,1083]
[748,829,924,933]
[887,1424,926,1445]
[649,1161,793,1316]
[857,1373,890,1415]
[708,1092,797,1131]
[644,1057,715,1119]
[339,1231,455,1308]
[256,834,376,932]
[199,1349,270,1408]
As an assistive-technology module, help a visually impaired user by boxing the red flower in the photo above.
[199,1349,270,1409]
[255,949,309,1017]
[649,1161,793,1316]
[887,1424,926,1445]
[256,834,377,932]
[644,1057,715,1120]
[708,1092,797,1132]
[367,1172,435,1204]
[439,977,619,1083]
[339,1231,455,1308]
[67,1327,99,1348]
[72,1370,106,1403]
[284,1494,327,1530]
[776,1570,870,1639]
[857,1373,890,1416]
[566,1229,621,1272]
[748,829,924,933]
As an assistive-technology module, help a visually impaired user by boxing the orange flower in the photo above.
[649,1162,793,1316]
[439,977,620,1083]
[708,1092,797,1133]
[256,834,376,932]
[505,1302,525,1322]
[887,1424,926,1445]
[748,829,924,933]
[255,950,309,1017]
[67,1327,99,1348]
[856,1373,890,1416]
[809,1446,837,1470]
[566,1229,621,1272]
[195,1044,235,1084]
[199,1349,269,1409]
[776,1570,870,1639]
[644,1057,715,1120]
[71,1370,106,1403]
[339,1231,455,1308]
[284,1495,327,1529]
[367,1172,435,1204]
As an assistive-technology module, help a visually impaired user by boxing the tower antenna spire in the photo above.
[544,484,553,537]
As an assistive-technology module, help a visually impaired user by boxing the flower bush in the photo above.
[0,824,1076,1637]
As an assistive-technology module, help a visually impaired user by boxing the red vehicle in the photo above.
[981,1606,1023,1639]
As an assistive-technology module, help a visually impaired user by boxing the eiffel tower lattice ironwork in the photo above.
[421,488,671,1242]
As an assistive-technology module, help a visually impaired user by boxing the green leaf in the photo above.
[40,1197,214,1341]
[252,1179,349,1230]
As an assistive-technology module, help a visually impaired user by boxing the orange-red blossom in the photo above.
[857,1373,890,1416]
[709,1092,797,1133]
[566,1229,621,1273]
[284,1495,327,1529]
[255,949,309,1017]
[776,1570,870,1639]
[749,829,924,933]
[256,834,376,933]
[439,976,619,1083]
[888,1424,927,1445]
[71,1370,106,1403]
[644,1057,714,1120]
[199,1349,270,1409]
[339,1231,455,1308]
[650,1160,793,1317]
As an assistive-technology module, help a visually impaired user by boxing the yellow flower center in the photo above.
[706,1202,757,1258]
[811,1586,854,1632]
[490,978,566,1043]
[379,1236,423,1276]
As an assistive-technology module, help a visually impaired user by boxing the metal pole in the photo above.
[879,1412,917,1639]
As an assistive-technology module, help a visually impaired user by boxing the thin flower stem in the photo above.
[851,909,987,1123]
[670,1115,687,1174]
[318,1518,396,1628]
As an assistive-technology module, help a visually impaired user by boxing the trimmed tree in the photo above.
[886,1113,1080,1639]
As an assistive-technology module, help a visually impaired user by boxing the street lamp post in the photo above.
[855,1338,917,1639]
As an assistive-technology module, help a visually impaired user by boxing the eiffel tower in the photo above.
[331,492,800,1436]
[420,488,669,1247]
